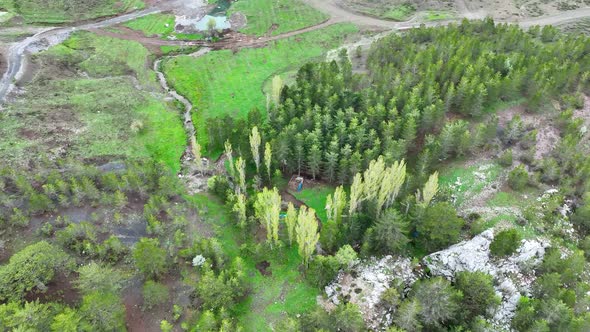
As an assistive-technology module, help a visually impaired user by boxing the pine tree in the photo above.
[308,144,322,180]
[296,206,320,267]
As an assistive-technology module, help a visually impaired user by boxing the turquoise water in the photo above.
[209,0,232,16]
[194,15,231,31]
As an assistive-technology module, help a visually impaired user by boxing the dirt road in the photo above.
[2,0,590,104]
[0,7,160,104]
[302,0,590,28]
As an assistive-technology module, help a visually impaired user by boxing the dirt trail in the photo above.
[0,7,161,104]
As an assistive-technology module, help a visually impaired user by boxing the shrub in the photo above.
[142,280,169,309]
[490,229,521,257]
[80,291,126,331]
[498,149,513,167]
[75,262,125,295]
[133,238,167,279]
[508,165,529,191]
[0,241,73,301]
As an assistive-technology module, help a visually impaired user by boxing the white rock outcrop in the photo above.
[424,229,550,331]
[323,256,420,330]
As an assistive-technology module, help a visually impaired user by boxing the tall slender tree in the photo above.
[254,187,281,248]
[285,202,297,246]
[249,126,262,174]
[264,142,273,182]
[296,206,320,267]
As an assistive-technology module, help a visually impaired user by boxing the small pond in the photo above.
[194,15,231,31]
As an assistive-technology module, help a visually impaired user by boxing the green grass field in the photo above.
[0,0,144,23]
[383,4,416,21]
[0,32,186,172]
[291,185,336,223]
[125,13,175,36]
[439,162,502,207]
[162,23,358,155]
[190,194,319,331]
[228,0,329,36]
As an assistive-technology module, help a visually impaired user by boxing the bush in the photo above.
[0,241,73,301]
[142,280,169,309]
[508,165,529,191]
[490,229,521,257]
[498,149,513,167]
[75,262,125,295]
[416,202,465,252]
[133,238,167,279]
[80,291,126,331]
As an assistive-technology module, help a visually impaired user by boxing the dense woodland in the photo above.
[2,19,590,331]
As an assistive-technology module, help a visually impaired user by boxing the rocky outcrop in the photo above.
[322,256,421,330]
[424,229,550,331]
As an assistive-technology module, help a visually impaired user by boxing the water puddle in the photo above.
[193,15,231,31]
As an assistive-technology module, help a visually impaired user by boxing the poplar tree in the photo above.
[264,142,272,182]
[235,157,246,195]
[249,126,262,174]
[254,187,281,248]
[326,186,347,225]
[232,193,247,228]
[417,171,439,207]
[271,75,283,106]
[285,203,297,246]
[349,173,364,215]
[224,140,234,179]
[296,206,320,267]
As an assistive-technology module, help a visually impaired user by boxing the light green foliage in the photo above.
[254,187,282,247]
[0,300,59,331]
[235,157,246,194]
[334,245,358,270]
[508,165,529,191]
[326,186,347,225]
[417,171,439,207]
[228,0,328,36]
[285,202,298,246]
[383,3,416,21]
[264,142,272,181]
[133,238,168,278]
[1,0,144,23]
[80,291,126,331]
[296,206,320,266]
[249,126,262,174]
[142,280,169,309]
[51,308,84,332]
[196,258,247,311]
[232,193,247,228]
[0,241,73,301]
[1,32,186,172]
[75,262,125,295]
[125,13,175,37]
[490,229,522,256]
[292,184,335,223]
[161,24,358,153]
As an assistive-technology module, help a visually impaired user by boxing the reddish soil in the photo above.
[25,272,81,306]
[256,260,272,276]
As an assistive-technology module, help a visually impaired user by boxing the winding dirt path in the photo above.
[0,8,161,104]
[2,2,590,104]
